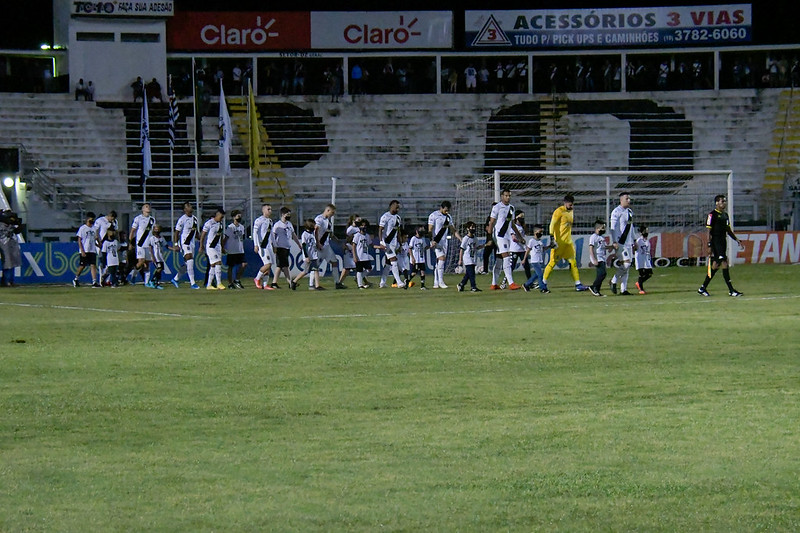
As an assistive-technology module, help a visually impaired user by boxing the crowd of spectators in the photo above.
[721,53,800,89]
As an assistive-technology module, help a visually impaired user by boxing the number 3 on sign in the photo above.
[667,12,681,26]
[488,29,497,40]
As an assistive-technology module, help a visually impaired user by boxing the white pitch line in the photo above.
[0,301,204,319]
[299,293,800,320]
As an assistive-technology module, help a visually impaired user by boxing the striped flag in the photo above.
[218,80,232,175]
[248,80,260,177]
[140,87,152,188]
[167,74,179,151]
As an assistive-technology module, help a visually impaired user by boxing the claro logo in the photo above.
[201,16,279,46]
[344,16,422,45]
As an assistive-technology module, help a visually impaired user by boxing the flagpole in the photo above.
[169,149,174,232]
[191,58,201,215]
[247,89,254,225]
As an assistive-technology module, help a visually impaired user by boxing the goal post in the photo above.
[455,169,735,266]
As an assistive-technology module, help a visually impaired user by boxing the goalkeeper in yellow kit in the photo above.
[542,194,589,292]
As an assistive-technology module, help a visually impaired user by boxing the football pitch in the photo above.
[2,264,799,531]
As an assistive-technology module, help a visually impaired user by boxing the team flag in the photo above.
[167,74,179,151]
[140,87,152,188]
[218,81,232,175]
[248,80,260,177]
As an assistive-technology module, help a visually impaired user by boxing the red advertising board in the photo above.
[167,12,311,51]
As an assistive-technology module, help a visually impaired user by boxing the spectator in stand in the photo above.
[232,64,242,95]
[505,60,517,91]
[397,65,409,93]
[280,64,291,95]
[75,78,87,101]
[792,58,800,88]
[517,60,528,92]
[293,61,305,95]
[382,60,395,93]
[146,78,163,102]
[576,61,586,92]
[548,63,559,93]
[213,66,224,91]
[464,64,477,93]
[448,69,458,93]
[86,81,95,101]
[495,62,506,92]
[351,63,363,95]
[244,64,254,93]
[658,60,670,90]
[478,64,490,93]
[333,64,343,101]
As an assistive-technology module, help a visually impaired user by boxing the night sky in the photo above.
[2,0,797,50]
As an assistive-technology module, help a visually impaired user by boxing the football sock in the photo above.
[703,268,718,288]
[722,268,733,291]
[503,255,514,285]
[331,264,340,282]
[356,272,364,286]
[214,264,222,286]
[174,263,186,281]
[381,265,389,285]
[436,262,445,285]
[186,259,196,284]
[568,259,580,283]
[391,262,403,285]
[491,259,501,285]
[144,270,151,284]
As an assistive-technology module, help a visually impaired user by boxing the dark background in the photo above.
[1,1,798,50]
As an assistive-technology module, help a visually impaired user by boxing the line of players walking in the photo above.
[71,190,743,297]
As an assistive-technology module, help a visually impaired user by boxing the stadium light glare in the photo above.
[40,44,51,50]
[3,177,15,188]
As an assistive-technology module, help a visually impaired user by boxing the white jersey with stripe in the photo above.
[379,211,402,246]
[490,202,515,238]
[314,213,333,246]
[253,216,273,249]
[428,210,452,243]
[175,214,199,245]
[202,218,225,250]
[610,205,635,247]
[145,234,167,263]
[132,214,156,247]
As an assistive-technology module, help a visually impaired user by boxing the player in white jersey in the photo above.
[396,229,412,287]
[224,209,247,289]
[171,201,200,289]
[609,192,636,295]
[270,206,302,289]
[508,211,532,286]
[427,200,460,289]
[144,225,168,290]
[101,229,121,288]
[291,219,322,290]
[408,226,428,289]
[486,188,524,290]
[129,203,156,287]
[378,199,406,289]
[351,219,373,289]
[634,225,653,294]
[337,214,361,288]
[314,203,343,289]
[73,212,99,288]
[252,203,275,290]
[199,208,227,290]
[93,210,117,285]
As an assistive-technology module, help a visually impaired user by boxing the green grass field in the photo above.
[2,264,799,531]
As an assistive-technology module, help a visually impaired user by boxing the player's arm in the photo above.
[314,224,324,250]
[198,230,207,254]
[589,243,597,266]
[378,224,385,245]
[451,224,461,242]
[174,220,182,246]
[726,222,743,247]
[78,232,86,256]
[609,210,620,249]
[292,230,302,248]
[458,247,464,265]
[486,217,496,236]
[129,223,137,249]
[252,220,260,253]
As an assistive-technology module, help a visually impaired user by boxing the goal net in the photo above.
[454,169,734,264]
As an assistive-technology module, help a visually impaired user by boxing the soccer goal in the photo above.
[454,169,734,235]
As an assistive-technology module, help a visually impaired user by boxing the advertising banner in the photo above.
[167,12,310,51]
[310,11,453,49]
[465,4,751,49]
[72,1,174,17]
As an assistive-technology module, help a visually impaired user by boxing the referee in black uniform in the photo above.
[698,194,743,297]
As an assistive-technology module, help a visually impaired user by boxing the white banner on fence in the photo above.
[465,4,751,49]
[311,11,453,49]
